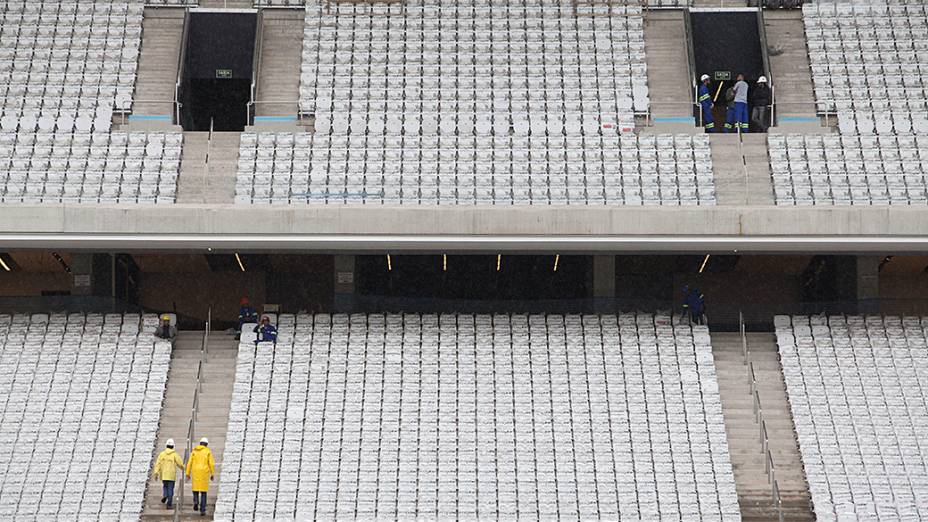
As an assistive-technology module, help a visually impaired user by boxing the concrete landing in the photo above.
[712,332,814,522]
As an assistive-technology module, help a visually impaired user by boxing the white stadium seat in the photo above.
[0,312,171,520]
[215,312,738,521]
[235,132,716,206]
[777,314,928,520]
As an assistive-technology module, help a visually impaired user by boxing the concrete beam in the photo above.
[0,204,928,253]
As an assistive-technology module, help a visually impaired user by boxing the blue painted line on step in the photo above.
[653,116,695,123]
[128,115,172,121]
[779,116,819,123]
[254,116,298,122]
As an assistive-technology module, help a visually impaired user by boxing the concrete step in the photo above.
[133,7,185,121]
[764,9,818,123]
[643,9,696,123]
[255,10,305,118]
[175,132,238,204]
[143,334,239,520]
[712,331,813,521]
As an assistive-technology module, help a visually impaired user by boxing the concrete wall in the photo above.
[1,204,928,252]
[138,271,266,323]
[0,273,71,296]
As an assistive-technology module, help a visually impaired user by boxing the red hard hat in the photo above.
[240,297,249,305]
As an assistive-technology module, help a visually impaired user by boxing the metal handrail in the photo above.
[682,7,697,108]
[172,311,210,520]
[747,348,785,522]
[250,9,265,126]
[740,310,748,363]
[175,8,192,126]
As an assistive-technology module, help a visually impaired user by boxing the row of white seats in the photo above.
[0,131,182,204]
[299,0,648,122]
[803,2,928,131]
[0,1,142,116]
[770,134,928,205]
[234,132,714,205]
[313,111,637,137]
[0,312,171,520]
[217,313,738,521]
[777,314,928,521]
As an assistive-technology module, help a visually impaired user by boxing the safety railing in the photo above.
[682,8,697,110]
[249,9,265,126]
[174,8,192,127]
[740,310,748,363]
[747,352,785,522]
[172,308,210,521]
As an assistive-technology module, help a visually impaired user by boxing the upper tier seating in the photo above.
[299,0,648,137]
[216,313,740,521]
[803,2,928,135]
[0,1,145,133]
[235,132,715,205]
[776,314,928,520]
[0,132,182,204]
[769,134,928,205]
[0,312,170,520]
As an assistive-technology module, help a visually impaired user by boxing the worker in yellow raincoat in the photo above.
[152,439,184,509]
[185,437,215,516]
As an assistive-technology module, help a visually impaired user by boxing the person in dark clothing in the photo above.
[155,315,176,341]
[684,288,706,325]
[751,76,772,132]
[254,316,277,346]
[237,297,259,339]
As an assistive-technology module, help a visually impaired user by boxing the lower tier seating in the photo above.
[217,313,740,521]
[0,312,171,519]
[777,314,928,520]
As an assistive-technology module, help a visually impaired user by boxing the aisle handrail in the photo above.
[172,309,210,521]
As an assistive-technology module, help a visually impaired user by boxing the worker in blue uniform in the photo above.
[254,316,278,346]
[698,74,715,133]
[237,297,258,339]
[725,74,750,133]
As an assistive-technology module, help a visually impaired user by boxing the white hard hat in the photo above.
[757,76,767,83]
[700,74,710,82]
[200,437,209,445]
[166,439,175,448]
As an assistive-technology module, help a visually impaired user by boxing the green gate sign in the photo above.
[216,69,233,79]
[714,71,731,81]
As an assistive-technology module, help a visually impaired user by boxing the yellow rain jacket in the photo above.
[185,444,215,492]
[153,448,184,482]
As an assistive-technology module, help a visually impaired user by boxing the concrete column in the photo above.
[856,256,880,313]
[333,255,356,313]
[70,253,113,298]
[592,256,616,308]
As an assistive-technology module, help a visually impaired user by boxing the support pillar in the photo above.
[592,255,616,312]
[856,255,880,314]
[70,253,113,299]
[333,255,356,313]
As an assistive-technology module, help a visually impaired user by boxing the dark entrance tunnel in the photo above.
[690,10,766,129]
[179,11,257,131]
